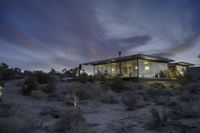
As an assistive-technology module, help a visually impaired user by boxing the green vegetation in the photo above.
[150,82,165,89]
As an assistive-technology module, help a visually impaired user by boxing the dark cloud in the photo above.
[198,54,200,59]
[0,0,200,70]
[110,35,151,51]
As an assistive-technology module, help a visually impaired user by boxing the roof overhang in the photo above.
[83,54,174,65]
[169,62,195,66]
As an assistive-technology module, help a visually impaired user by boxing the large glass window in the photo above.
[138,59,168,78]
[119,60,138,77]
[176,65,186,76]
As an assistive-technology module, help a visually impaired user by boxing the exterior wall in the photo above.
[138,59,168,79]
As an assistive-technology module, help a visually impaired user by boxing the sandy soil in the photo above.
[1,79,200,133]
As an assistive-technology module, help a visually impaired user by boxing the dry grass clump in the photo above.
[122,91,145,111]
[100,90,118,104]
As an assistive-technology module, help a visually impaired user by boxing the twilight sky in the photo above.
[0,0,200,71]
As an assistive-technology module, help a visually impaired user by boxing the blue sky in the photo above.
[0,0,200,71]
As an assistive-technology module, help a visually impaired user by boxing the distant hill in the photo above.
[188,66,200,77]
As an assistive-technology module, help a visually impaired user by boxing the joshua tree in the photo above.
[65,94,80,108]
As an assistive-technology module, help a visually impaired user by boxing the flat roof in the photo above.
[169,62,194,66]
[83,54,174,65]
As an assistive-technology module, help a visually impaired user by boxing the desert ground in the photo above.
[1,78,200,133]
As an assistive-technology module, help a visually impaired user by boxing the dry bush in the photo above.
[39,107,63,118]
[65,82,102,100]
[52,109,96,133]
[180,82,200,94]
[109,78,126,92]
[178,93,198,102]
[31,90,47,99]
[64,94,80,108]
[124,82,144,90]
[150,82,165,89]
[42,77,56,93]
[154,96,170,105]
[176,101,200,118]
[101,90,118,104]
[146,108,171,131]
[21,75,38,95]
[122,91,145,111]
[0,117,37,133]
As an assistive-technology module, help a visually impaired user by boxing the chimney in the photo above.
[118,51,121,58]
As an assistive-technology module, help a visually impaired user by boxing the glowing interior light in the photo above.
[145,66,150,70]
[144,61,148,65]
[135,66,138,69]
[112,68,115,72]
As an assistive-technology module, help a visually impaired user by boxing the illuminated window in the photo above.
[144,61,148,65]
[145,66,150,71]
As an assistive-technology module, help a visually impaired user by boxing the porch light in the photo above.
[145,66,149,70]
[144,61,148,65]
[135,66,138,69]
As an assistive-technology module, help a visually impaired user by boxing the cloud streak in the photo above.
[0,0,200,70]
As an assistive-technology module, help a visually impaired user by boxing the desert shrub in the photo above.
[123,82,143,90]
[33,71,51,84]
[21,75,38,95]
[150,82,165,89]
[146,108,170,131]
[42,77,56,93]
[0,80,4,87]
[52,109,96,133]
[66,86,93,100]
[146,88,173,101]
[177,73,199,85]
[178,93,198,102]
[154,96,170,105]
[176,101,200,118]
[74,87,94,100]
[31,90,47,99]
[0,117,36,133]
[39,107,63,118]
[101,90,118,104]
[78,72,89,83]
[180,82,200,93]
[66,82,101,100]
[110,78,126,92]
[122,91,145,111]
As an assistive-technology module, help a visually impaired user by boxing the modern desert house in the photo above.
[83,54,194,80]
